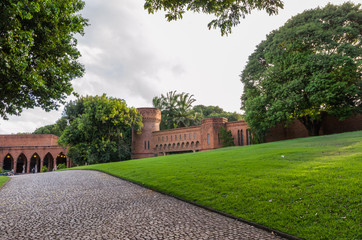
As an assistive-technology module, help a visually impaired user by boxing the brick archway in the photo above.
[30,153,41,173]
[2,153,14,171]
[16,153,27,174]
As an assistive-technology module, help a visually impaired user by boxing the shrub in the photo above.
[219,126,235,147]
[41,166,48,172]
[57,163,66,170]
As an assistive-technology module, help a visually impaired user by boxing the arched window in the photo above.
[144,141,147,150]
[241,129,244,146]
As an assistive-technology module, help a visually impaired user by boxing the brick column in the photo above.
[26,156,31,173]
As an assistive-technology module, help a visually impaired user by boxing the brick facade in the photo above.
[132,108,362,159]
[0,134,70,173]
[131,108,253,159]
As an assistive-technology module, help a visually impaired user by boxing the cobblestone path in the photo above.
[0,170,285,239]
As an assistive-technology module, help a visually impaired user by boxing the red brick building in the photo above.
[0,134,69,173]
[132,108,253,159]
[132,108,362,159]
[1,108,360,170]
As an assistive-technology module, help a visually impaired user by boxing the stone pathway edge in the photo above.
[0,177,10,192]
[67,169,304,240]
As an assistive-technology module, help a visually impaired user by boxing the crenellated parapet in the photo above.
[137,108,161,123]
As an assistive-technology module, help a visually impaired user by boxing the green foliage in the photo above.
[33,117,68,137]
[192,105,243,123]
[241,3,362,139]
[58,94,143,165]
[41,166,48,173]
[219,127,235,147]
[153,92,244,129]
[0,0,88,120]
[153,91,198,129]
[75,131,362,240]
[57,163,66,170]
[0,168,4,173]
[0,176,9,187]
[144,0,284,36]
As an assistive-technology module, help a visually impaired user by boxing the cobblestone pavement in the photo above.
[0,170,285,239]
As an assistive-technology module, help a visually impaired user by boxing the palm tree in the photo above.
[152,91,197,129]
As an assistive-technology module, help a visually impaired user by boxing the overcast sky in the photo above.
[0,0,352,134]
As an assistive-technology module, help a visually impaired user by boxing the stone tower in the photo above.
[131,108,161,159]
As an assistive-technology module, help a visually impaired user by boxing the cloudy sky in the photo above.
[0,0,352,134]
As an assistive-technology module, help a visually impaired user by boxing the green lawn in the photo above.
[74,131,362,239]
[0,176,9,188]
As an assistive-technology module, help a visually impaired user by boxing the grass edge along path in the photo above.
[0,176,9,190]
[73,131,362,240]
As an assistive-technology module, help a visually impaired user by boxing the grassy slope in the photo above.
[74,131,362,239]
[0,176,9,188]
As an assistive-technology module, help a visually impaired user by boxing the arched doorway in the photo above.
[30,153,40,173]
[3,154,14,171]
[16,153,27,174]
[43,153,54,171]
[56,153,67,168]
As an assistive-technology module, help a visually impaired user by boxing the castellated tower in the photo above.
[131,108,161,159]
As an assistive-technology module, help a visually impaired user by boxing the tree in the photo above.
[192,105,244,122]
[241,3,362,141]
[144,0,284,35]
[219,126,235,147]
[58,95,143,165]
[0,0,88,120]
[33,117,68,137]
[153,91,197,129]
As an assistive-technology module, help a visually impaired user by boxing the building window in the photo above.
[189,133,191,139]
[166,136,168,141]
[184,134,186,140]
[241,129,244,146]
[171,136,172,141]
[218,133,221,144]
[148,141,150,149]
[144,141,147,150]
[238,130,240,146]
[175,135,177,140]
[207,133,210,145]
[162,136,164,141]
[246,129,251,145]
[194,133,196,139]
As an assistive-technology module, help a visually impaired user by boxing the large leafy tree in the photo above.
[144,0,284,35]
[58,95,143,165]
[153,91,197,129]
[241,3,362,141]
[0,0,88,120]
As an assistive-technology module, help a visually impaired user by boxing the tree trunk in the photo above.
[298,115,322,136]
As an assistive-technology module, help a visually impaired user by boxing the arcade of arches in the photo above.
[0,134,70,173]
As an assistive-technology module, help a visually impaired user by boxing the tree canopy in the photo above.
[58,95,143,165]
[153,91,198,129]
[33,117,67,137]
[144,0,284,35]
[0,0,88,120]
[153,91,244,129]
[192,105,243,122]
[241,2,362,141]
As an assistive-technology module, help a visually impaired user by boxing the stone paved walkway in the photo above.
[0,170,285,239]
